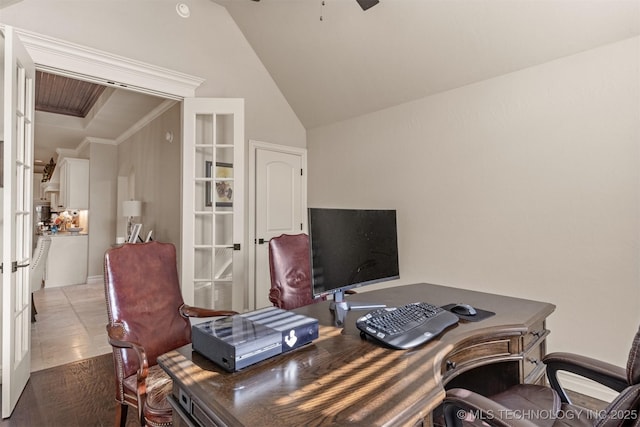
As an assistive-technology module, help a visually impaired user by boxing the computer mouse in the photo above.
[451,303,477,316]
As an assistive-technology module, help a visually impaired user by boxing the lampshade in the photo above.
[122,200,142,217]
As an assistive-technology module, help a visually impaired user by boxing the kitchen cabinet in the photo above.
[57,158,89,210]
[45,233,88,287]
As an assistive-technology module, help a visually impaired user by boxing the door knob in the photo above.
[12,261,29,272]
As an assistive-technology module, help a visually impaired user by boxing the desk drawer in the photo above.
[172,384,223,427]
[523,338,545,382]
[522,321,548,352]
[443,338,514,375]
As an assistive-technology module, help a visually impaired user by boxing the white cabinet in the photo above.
[57,158,89,210]
[45,233,88,287]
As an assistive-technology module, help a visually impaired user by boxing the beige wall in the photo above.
[2,0,306,280]
[86,142,117,278]
[116,104,182,250]
[308,37,640,377]
[82,106,181,281]
[0,0,306,147]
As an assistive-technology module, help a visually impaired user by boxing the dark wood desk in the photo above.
[158,283,555,427]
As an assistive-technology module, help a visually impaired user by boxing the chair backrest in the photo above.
[30,236,51,293]
[103,241,192,388]
[268,233,323,310]
[627,325,640,385]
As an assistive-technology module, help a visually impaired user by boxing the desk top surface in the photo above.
[158,282,555,427]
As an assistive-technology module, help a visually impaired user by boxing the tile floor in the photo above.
[31,282,111,372]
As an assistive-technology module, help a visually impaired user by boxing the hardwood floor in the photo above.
[0,284,608,426]
[0,355,610,427]
[0,353,140,426]
[0,282,139,426]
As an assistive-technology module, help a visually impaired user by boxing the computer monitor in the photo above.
[308,208,400,324]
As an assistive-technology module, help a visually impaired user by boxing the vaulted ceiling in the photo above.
[213,0,640,129]
[29,0,640,171]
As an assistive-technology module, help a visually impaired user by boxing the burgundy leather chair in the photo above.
[104,241,236,427]
[268,233,326,310]
[443,324,640,427]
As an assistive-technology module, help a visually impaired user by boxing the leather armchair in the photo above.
[104,241,236,427]
[443,324,640,427]
[268,233,326,310]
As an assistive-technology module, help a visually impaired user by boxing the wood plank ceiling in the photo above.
[35,71,105,117]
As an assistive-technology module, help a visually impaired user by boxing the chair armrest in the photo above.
[106,322,149,424]
[268,287,282,307]
[444,388,539,427]
[544,352,628,402]
[179,304,237,318]
[106,323,149,372]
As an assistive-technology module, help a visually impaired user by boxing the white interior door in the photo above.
[250,141,307,310]
[1,25,35,418]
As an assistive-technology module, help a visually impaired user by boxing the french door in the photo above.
[181,98,245,312]
[1,25,35,418]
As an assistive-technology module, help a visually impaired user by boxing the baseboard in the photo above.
[86,275,103,285]
[558,371,616,402]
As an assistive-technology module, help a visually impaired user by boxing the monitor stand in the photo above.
[329,291,386,326]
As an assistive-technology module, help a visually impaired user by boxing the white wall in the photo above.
[308,37,640,374]
[0,0,306,147]
[1,0,307,282]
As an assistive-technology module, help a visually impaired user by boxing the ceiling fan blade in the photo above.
[356,0,379,10]
[249,0,378,11]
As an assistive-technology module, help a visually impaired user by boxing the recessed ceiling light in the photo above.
[176,3,190,18]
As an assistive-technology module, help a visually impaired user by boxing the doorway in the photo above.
[248,140,307,310]
[22,28,199,369]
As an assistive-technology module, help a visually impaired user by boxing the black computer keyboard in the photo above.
[356,302,459,349]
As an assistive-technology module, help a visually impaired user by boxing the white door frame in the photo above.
[0,23,204,376]
[248,140,308,311]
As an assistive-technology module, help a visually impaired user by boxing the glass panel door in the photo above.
[182,99,244,312]
[1,24,36,418]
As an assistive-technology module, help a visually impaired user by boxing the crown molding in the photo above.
[70,100,178,153]
[10,26,204,99]
[115,100,178,144]
[76,137,117,156]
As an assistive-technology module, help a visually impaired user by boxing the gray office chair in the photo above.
[443,323,640,427]
[30,236,52,322]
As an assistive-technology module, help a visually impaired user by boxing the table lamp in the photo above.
[122,200,142,240]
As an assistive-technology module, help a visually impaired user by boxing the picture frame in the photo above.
[205,161,233,207]
[128,223,142,243]
[215,162,233,207]
[205,161,213,207]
